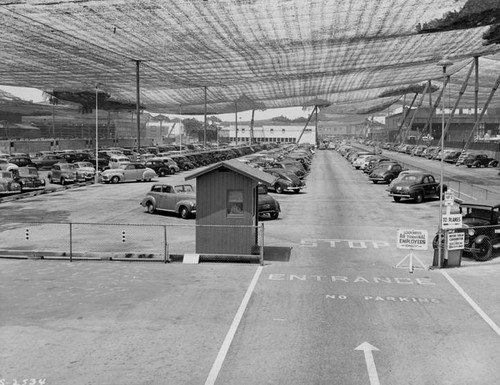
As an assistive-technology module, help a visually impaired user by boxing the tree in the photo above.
[182,117,204,136]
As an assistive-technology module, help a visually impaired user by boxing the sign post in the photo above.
[395,229,428,273]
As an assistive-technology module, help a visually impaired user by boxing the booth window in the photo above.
[227,190,244,216]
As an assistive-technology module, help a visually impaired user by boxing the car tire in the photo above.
[146,202,155,214]
[386,176,394,184]
[490,160,499,167]
[61,178,66,185]
[275,185,283,194]
[159,169,167,177]
[472,238,493,261]
[270,212,279,219]
[111,176,120,184]
[372,180,378,184]
[414,192,424,203]
[467,165,472,168]
[179,206,190,219]
[293,189,300,193]
[393,196,401,202]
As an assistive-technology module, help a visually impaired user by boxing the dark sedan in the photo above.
[388,171,446,203]
[368,162,403,184]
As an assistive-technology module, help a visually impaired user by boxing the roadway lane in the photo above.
[214,150,500,385]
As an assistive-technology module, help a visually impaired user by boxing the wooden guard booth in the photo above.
[185,159,276,255]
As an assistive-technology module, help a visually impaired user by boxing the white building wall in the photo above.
[222,123,315,144]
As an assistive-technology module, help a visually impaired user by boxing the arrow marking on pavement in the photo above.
[355,342,380,385]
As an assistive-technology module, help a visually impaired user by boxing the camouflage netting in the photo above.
[1,0,500,117]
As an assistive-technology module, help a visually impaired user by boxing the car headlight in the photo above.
[468,229,475,236]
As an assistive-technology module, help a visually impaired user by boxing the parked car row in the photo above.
[338,144,447,204]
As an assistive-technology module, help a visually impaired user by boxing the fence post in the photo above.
[164,225,168,263]
[259,223,264,265]
[69,222,73,262]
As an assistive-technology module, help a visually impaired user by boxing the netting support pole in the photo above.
[164,225,168,263]
[296,105,317,145]
[235,102,238,145]
[135,60,141,157]
[204,86,207,146]
[442,60,475,142]
[402,83,430,145]
[462,70,500,152]
[395,92,418,144]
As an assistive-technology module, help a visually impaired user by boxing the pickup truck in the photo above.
[141,183,197,219]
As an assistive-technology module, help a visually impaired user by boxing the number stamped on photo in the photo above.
[0,379,46,385]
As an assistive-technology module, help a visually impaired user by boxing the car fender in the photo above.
[141,195,157,208]
[471,234,490,246]
[175,199,195,212]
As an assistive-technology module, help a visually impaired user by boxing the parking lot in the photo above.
[2,148,500,385]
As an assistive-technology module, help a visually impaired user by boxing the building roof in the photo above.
[2,1,500,120]
[185,159,276,186]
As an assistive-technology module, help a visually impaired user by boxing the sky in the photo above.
[0,85,312,122]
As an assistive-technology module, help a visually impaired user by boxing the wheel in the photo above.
[61,178,66,185]
[490,161,499,167]
[293,188,300,193]
[184,165,189,171]
[179,206,190,219]
[386,176,394,184]
[275,184,283,194]
[475,162,480,168]
[159,169,167,177]
[467,165,472,168]
[414,192,423,203]
[393,196,401,202]
[270,212,279,219]
[472,238,493,261]
[372,180,378,184]
[111,176,120,184]
[146,202,155,214]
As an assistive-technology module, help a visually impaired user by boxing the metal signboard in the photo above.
[444,191,454,206]
[442,214,462,229]
[397,229,428,250]
[447,232,465,250]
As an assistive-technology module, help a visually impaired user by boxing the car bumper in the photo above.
[389,192,412,199]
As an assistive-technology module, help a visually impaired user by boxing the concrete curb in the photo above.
[0,249,261,264]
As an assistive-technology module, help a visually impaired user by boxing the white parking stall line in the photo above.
[441,270,500,337]
[204,265,264,385]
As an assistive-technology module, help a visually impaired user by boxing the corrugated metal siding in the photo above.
[196,169,257,255]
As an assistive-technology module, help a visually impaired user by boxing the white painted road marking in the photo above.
[355,342,381,385]
[204,265,263,385]
[441,270,500,337]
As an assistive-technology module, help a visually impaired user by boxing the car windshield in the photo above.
[77,162,93,168]
[60,164,75,170]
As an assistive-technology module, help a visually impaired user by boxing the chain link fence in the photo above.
[0,222,264,264]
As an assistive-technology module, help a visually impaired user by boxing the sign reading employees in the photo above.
[397,229,428,250]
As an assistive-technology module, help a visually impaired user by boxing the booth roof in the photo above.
[186,159,276,186]
[2,1,500,117]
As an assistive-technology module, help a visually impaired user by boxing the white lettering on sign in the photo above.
[397,229,428,250]
[444,192,454,206]
[442,214,462,229]
[325,294,348,300]
[268,274,435,285]
[301,239,390,248]
[447,232,465,250]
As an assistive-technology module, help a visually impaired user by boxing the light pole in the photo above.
[437,58,453,267]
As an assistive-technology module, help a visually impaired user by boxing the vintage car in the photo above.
[434,201,500,262]
[368,162,404,184]
[73,161,96,181]
[141,183,196,219]
[388,171,447,203]
[144,159,174,177]
[32,154,66,170]
[48,162,77,185]
[101,162,157,183]
[263,168,304,193]
[13,166,46,191]
[257,185,281,219]
[462,153,499,168]
[8,156,37,168]
[458,201,500,261]
[0,171,22,195]
[0,158,19,172]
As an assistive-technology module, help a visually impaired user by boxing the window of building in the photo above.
[227,190,244,216]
